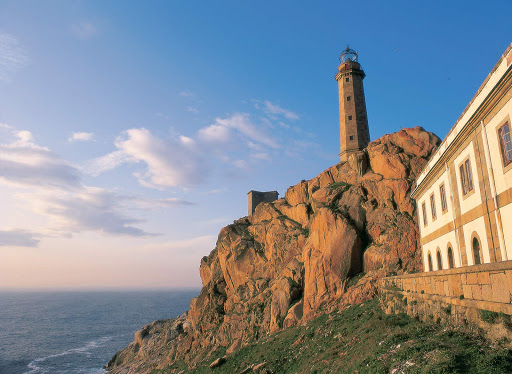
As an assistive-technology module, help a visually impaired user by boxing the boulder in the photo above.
[285,180,309,206]
[210,356,226,368]
[303,209,362,316]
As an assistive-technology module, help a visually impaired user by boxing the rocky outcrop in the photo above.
[106,127,440,373]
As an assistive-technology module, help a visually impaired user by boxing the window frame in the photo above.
[498,121,512,171]
[436,249,443,270]
[439,183,448,213]
[427,252,433,272]
[347,96,351,101]
[459,156,475,199]
[422,201,428,227]
[430,193,437,221]
[447,246,454,269]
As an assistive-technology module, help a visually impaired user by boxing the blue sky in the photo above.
[0,1,510,289]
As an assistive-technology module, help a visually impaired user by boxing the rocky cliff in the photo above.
[106,127,440,373]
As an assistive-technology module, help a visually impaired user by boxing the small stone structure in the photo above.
[247,190,278,216]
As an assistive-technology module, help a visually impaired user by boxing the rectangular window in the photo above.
[422,202,427,226]
[430,194,437,220]
[346,77,349,82]
[349,135,354,140]
[347,96,351,101]
[465,159,473,191]
[499,122,512,167]
[460,164,467,195]
[348,115,352,120]
[460,158,474,196]
[440,183,448,212]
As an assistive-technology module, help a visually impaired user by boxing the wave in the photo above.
[23,336,112,374]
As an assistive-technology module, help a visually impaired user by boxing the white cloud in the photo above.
[186,106,199,113]
[0,33,28,81]
[0,126,194,242]
[198,124,232,144]
[71,21,99,40]
[68,132,94,142]
[87,111,283,189]
[84,150,128,176]
[111,128,205,188]
[262,100,299,120]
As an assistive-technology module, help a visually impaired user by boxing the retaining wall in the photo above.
[380,261,512,342]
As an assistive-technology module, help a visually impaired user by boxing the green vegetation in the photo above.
[327,181,351,192]
[163,299,512,373]
[480,309,499,324]
[442,305,452,315]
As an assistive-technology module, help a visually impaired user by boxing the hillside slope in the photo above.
[107,127,440,373]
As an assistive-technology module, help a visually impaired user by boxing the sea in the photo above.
[0,290,198,374]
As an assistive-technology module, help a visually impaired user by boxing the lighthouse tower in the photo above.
[335,46,370,162]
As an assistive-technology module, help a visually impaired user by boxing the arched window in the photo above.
[436,250,443,270]
[428,252,433,272]
[447,246,454,269]
[473,237,481,265]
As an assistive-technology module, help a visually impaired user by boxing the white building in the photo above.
[412,43,512,272]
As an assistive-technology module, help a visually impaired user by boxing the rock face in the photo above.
[106,127,440,373]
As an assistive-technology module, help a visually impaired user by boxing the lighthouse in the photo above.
[335,46,370,162]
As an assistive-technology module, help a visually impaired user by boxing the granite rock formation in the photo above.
[106,127,440,373]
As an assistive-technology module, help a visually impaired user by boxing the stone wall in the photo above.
[380,261,512,343]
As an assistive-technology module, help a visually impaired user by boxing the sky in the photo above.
[0,1,510,290]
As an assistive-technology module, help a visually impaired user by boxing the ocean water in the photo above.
[0,290,198,374]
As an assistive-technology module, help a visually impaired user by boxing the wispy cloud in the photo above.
[0,130,81,190]
[87,111,280,189]
[71,21,99,40]
[186,106,199,114]
[0,33,28,81]
[179,89,195,97]
[88,128,206,189]
[0,229,40,247]
[0,125,193,243]
[215,113,279,149]
[261,100,299,120]
[68,132,95,142]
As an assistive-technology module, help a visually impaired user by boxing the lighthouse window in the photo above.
[347,96,351,101]
[348,115,352,120]
[349,136,354,140]
[346,77,349,82]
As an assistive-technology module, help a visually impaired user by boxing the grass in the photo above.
[161,299,512,373]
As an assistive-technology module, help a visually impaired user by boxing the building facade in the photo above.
[412,43,512,273]
[335,46,371,162]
